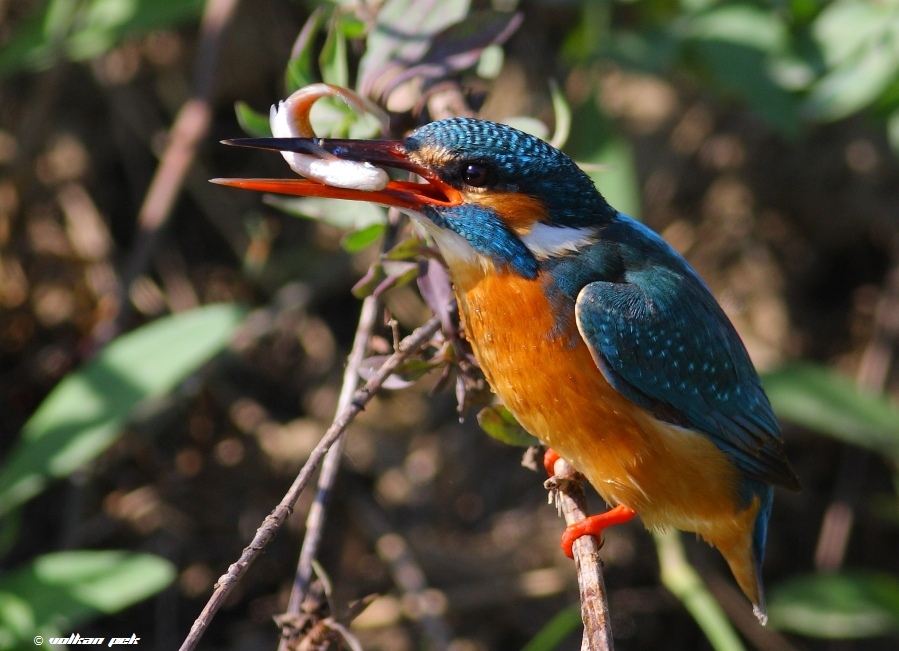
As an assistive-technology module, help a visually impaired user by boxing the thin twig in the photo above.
[277,294,380,650]
[279,213,405,651]
[178,314,442,651]
[815,251,899,570]
[546,458,614,651]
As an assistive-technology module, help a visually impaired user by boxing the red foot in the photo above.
[561,505,637,559]
[543,448,561,477]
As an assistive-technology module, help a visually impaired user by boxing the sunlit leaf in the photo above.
[803,44,899,120]
[768,572,899,638]
[0,304,245,516]
[341,223,385,252]
[477,405,538,447]
[0,551,175,649]
[813,0,888,68]
[762,363,899,461]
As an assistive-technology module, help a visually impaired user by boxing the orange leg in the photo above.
[560,505,636,558]
[543,448,561,477]
[543,448,636,558]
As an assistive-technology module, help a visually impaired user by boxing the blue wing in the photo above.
[565,216,799,490]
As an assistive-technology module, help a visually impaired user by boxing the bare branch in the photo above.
[91,0,240,348]
[546,458,614,651]
[178,314,442,651]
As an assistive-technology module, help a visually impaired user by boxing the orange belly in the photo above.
[453,266,754,544]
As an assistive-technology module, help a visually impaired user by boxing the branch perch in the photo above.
[178,314,442,651]
[546,457,614,651]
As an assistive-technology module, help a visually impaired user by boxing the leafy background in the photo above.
[2,0,899,649]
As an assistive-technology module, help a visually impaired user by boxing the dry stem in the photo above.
[547,458,614,651]
[178,314,442,651]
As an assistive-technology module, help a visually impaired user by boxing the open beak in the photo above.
[212,137,461,210]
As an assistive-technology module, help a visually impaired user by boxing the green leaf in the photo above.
[762,363,899,461]
[286,8,326,92]
[803,43,899,121]
[687,4,787,52]
[320,13,349,88]
[0,551,175,648]
[235,101,272,138]
[0,0,204,78]
[341,223,385,252]
[477,405,538,447]
[521,603,581,651]
[0,304,245,516]
[768,571,899,639]
[813,0,888,69]
[654,530,746,651]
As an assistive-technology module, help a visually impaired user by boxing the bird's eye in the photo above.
[462,163,489,187]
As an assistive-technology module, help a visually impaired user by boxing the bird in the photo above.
[216,117,800,623]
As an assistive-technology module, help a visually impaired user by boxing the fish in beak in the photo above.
[212,137,462,211]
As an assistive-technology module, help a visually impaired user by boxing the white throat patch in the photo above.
[520,223,597,260]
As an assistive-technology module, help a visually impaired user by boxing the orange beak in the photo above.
[212,137,461,210]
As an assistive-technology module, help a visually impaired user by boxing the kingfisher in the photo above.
[216,117,800,622]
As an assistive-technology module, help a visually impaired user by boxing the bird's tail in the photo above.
[707,485,773,625]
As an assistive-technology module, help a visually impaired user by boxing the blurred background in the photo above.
[2,1,899,650]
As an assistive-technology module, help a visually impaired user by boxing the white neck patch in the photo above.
[520,223,598,260]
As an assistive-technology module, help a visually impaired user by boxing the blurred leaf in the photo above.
[359,356,439,390]
[549,80,571,149]
[566,98,641,219]
[803,43,899,120]
[654,530,746,651]
[264,196,386,230]
[888,108,899,156]
[286,8,325,92]
[352,262,387,298]
[762,363,899,461]
[0,304,245,516]
[686,4,787,52]
[521,603,581,651]
[320,14,349,88]
[358,0,470,96]
[812,0,889,69]
[768,571,899,639]
[0,551,175,649]
[502,116,550,140]
[476,44,504,79]
[373,261,420,299]
[341,223,385,252]
[385,236,431,261]
[685,5,800,134]
[417,259,455,336]
[235,101,272,138]
[0,0,203,78]
[477,405,538,447]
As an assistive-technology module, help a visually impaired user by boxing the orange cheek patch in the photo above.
[468,191,548,235]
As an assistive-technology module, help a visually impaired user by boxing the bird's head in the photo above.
[217,118,616,280]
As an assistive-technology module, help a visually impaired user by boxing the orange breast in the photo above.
[452,266,750,539]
